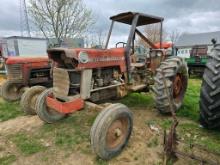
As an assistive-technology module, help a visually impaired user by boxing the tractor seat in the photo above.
[130,62,145,68]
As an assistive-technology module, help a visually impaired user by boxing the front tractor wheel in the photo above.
[20,86,46,115]
[1,80,25,101]
[35,88,66,123]
[90,103,133,160]
[152,56,188,113]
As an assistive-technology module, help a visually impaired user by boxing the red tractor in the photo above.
[1,56,52,103]
[25,12,188,159]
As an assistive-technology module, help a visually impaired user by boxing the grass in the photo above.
[0,155,16,165]
[155,118,220,155]
[120,92,154,108]
[95,157,108,165]
[178,122,220,154]
[1,77,220,163]
[177,78,202,121]
[120,78,202,123]
[147,136,159,148]
[7,110,97,157]
[0,101,24,122]
[39,111,94,150]
[10,133,46,155]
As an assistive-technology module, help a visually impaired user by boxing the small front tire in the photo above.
[90,103,133,160]
[20,86,46,115]
[1,80,24,101]
[35,88,66,123]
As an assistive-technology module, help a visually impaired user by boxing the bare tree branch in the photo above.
[29,0,94,41]
[137,24,167,48]
[168,29,181,45]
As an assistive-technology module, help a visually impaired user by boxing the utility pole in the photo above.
[20,0,31,37]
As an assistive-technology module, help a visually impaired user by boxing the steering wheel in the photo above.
[116,42,127,48]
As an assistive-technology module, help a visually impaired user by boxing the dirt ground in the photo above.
[1,105,219,165]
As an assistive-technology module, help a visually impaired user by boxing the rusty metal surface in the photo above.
[53,67,70,98]
[106,117,128,149]
[173,73,184,103]
[6,64,23,80]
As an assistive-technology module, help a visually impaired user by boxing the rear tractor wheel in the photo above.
[90,103,133,160]
[1,80,26,101]
[20,86,46,115]
[35,88,66,123]
[152,56,188,113]
[199,44,220,129]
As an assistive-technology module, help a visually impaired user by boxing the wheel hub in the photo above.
[173,73,184,102]
[8,84,20,97]
[106,118,128,149]
[114,128,122,137]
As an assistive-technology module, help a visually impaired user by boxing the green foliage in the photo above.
[178,122,220,154]
[177,78,202,121]
[0,101,23,121]
[10,133,45,155]
[147,137,159,148]
[120,92,154,108]
[0,155,16,165]
[39,111,94,153]
[95,157,108,165]
[158,119,173,130]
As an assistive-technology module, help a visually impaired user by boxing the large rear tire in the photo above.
[20,86,46,115]
[35,88,66,123]
[199,45,220,129]
[1,80,25,101]
[152,56,188,113]
[90,103,133,160]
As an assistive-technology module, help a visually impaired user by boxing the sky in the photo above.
[0,0,220,41]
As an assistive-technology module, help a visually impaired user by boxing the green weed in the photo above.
[0,155,16,165]
[10,133,45,155]
[0,101,23,121]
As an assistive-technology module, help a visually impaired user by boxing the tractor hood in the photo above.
[6,56,49,65]
[47,47,126,62]
[47,48,126,62]
[47,47,126,71]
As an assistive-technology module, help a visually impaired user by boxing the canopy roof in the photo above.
[110,12,164,26]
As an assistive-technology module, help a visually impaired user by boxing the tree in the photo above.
[84,28,107,48]
[29,0,94,41]
[137,23,167,48]
[168,29,181,45]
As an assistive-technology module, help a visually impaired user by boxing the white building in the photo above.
[6,36,47,57]
[175,31,220,58]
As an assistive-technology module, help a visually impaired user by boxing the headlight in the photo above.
[79,51,89,63]
[157,52,162,57]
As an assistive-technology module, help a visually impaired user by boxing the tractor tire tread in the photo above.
[20,86,46,115]
[152,56,188,113]
[200,44,220,129]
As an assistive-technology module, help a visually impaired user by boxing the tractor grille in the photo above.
[53,67,70,99]
[6,64,23,80]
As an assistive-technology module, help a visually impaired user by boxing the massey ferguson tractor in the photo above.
[23,12,188,159]
[199,41,220,129]
[1,56,52,104]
